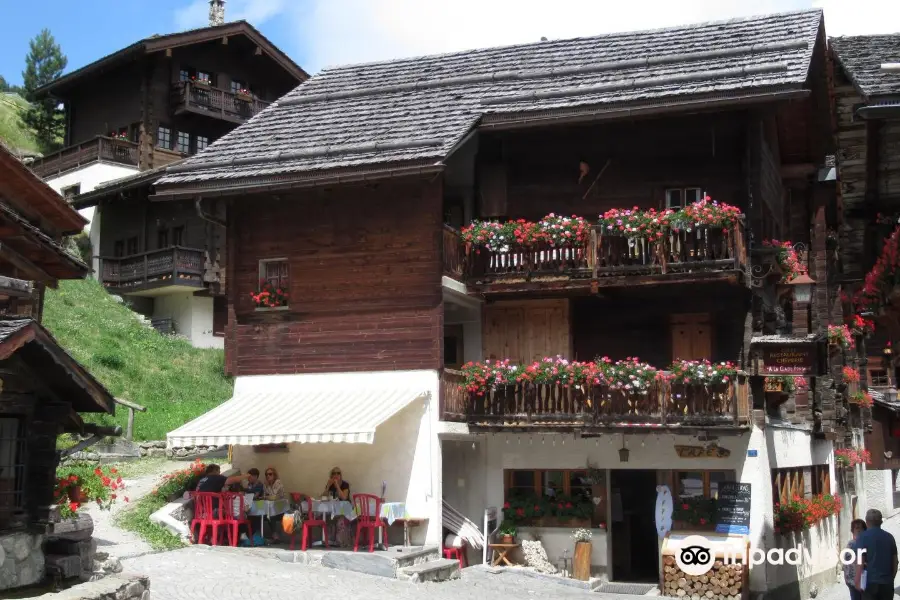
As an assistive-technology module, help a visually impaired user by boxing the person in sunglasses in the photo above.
[263,467,285,500]
[323,467,351,500]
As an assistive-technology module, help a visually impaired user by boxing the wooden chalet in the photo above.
[29,2,307,347]
[831,35,900,517]
[158,10,848,593]
[0,145,116,592]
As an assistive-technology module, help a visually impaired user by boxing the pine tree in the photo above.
[21,29,67,152]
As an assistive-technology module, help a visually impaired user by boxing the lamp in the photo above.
[618,436,629,462]
[788,273,816,303]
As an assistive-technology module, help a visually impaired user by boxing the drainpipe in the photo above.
[58,424,123,460]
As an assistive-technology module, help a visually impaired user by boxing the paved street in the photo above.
[122,547,631,600]
[818,512,900,600]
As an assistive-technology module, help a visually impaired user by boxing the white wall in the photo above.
[231,370,443,545]
[152,293,224,349]
[865,469,897,517]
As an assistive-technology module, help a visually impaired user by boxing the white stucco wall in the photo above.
[152,293,224,349]
[865,469,898,518]
[45,162,139,228]
[231,370,443,546]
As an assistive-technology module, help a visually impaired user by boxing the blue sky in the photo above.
[2,0,896,88]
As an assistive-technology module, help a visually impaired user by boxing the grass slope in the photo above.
[43,279,233,441]
[0,93,41,154]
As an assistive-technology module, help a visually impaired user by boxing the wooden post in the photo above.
[573,541,591,581]
[125,407,135,442]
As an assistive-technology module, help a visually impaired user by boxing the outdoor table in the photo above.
[489,543,520,566]
[300,499,355,519]
[245,496,290,538]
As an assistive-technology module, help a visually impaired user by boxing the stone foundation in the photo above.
[45,513,96,582]
[0,531,45,591]
[31,574,150,600]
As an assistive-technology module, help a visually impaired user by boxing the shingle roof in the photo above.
[158,9,823,190]
[831,35,900,98]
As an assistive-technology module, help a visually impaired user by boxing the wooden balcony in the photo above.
[171,82,270,124]
[440,371,751,431]
[99,246,206,297]
[443,220,748,293]
[28,136,139,178]
[0,276,41,320]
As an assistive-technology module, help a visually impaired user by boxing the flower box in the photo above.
[235,91,252,102]
[254,306,290,312]
[192,79,211,89]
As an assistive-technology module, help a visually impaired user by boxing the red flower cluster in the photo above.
[854,226,900,313]
[665,359,737,386]
[54,465,125,520]
[851,314,876,337]
[835,448,872,467]
[598,207,673,240]
[851,391,874,408]
[842,366,861,384]
[774,494,842,534]
[828,324,855,350]
[674,196,743,230]
[461,214,590,251]
[151,459,207,500]
[762,240,807,283]
[251,279,288,308]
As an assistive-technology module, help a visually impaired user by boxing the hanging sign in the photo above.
[675,444,731,458]
[715,482,751,535]
[655,484,673,538]
[761,345,816,375]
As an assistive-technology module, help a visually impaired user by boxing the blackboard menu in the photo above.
[715,482,751,535]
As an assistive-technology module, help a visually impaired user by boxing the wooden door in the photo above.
[670,313,712,361]
[483,299,571,363]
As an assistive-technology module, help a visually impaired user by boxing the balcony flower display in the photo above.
[850,391,874,408]
[109,132,129,141]
[251,280,288,308]
[191,75,211,86]
[520,356,601,388]
[672,496,717,527]
[851,314,875,337]
[670,197,742,231]
[600,357,658,394]
[835,448,872,467]
[854,226,900,313]
[842,366,861,384]
[762,239,806,283]
[538,214,590,247]
[666,359,737,386]
[55,464,127,520]
[460,359,523,396]
[460,220,520,252]
[774,494,842,534]
[764,375,799,394]
[597,207,673,240]
[828,324,855,350]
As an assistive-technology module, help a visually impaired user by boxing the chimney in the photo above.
[209,0,225,26]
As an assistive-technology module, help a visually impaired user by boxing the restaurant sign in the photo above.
[761,345,816,375]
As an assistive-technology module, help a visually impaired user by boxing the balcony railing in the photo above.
[29,136,139,178]
[99,246,205,293]
[440,375,750,428]
[172,82,270,124]
[452,220,747,286]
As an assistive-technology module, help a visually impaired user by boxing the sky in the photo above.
[1,0,899,87]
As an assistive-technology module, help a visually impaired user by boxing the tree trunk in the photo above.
[574,541,592,581]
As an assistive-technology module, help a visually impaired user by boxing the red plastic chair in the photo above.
[221,491,254,547]
[290,493,329,551]
[352,493,387,552]
[443,544,468,568]
[190,492,226,545]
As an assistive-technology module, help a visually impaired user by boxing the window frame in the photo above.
[0,416,27,532]
[175,131,191,155]
[771,465,831,505]
[671,470,734,499]
[61,183,81,201]
[257,258,290,308]
[172,226,185,247]
[157,125,172,150]
[665,187,704,209]
[195,135,209,153]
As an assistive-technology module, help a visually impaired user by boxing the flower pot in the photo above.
[69,485,87,503]
[236,92,252,102]
[573,541,591,581]
[499,534,514,544]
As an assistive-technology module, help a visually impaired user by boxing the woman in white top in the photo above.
[263,467,285,500]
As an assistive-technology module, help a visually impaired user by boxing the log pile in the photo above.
[662,555,744,599]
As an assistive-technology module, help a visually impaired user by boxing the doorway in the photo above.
[610,470,659,582]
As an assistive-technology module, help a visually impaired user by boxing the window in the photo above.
[671,470,733,499]
[258,258,289,308]
[157,126,172,149]
[175,131,191,154]
[172,226,184,247]
[213,296,227,337]
[61,184,81,201]
[113,240,125,258]
[179,67,195,82]
[503,469,598,526]
[666,187,703,209]
[0,417,26,530]
[771,465,831,504]
[196,135,209,152]
[157,229,169,249]
[231,79,247,94]
[126,237,139,256]
[869,368,890,387]
[196,70,214,85]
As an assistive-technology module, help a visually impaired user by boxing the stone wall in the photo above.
[32,574,150,600]
[0,531,44,591]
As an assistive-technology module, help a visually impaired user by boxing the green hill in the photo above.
[0,93,41,155]
[43,279,233,441]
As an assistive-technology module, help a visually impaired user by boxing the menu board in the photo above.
[715,482,751,535]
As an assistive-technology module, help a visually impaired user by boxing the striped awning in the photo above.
[167,371,433,447]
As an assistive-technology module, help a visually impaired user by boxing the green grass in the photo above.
[116,490,187,551]
[43,279,233,441]
[0,93,41,154]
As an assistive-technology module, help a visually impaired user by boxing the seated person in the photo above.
[243,468,264,499]
[263,467,285,500]
[195,464,248,493]
[323,466,350,500]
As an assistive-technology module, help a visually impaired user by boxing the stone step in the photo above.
[397,558,461,583]
[392,546,441,570]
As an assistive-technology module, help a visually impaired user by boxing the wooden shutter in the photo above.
[483,300,571,363]
[671,313,712,361]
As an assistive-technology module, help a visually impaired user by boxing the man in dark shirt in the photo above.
[855,508,898,600]
[195,464,248,492]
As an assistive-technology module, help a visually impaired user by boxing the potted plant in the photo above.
[498,521,517,544]
[191,75,211,89]
[235,87,253,102]
[572,528,592,581]
[251,280,289,309]
[54,463,127,520]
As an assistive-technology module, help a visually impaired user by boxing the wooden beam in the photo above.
[165,48,172,58]
[254,46,262,56]
[0,275,33,298]
[221,36,228,45]
[0,242,56,285]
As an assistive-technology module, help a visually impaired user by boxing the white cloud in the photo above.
[292,0,900,73]
[174,0,288,30]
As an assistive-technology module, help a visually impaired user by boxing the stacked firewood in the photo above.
[662,555,744,599]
